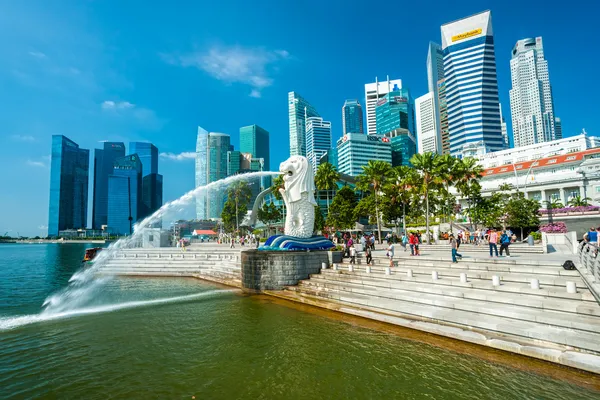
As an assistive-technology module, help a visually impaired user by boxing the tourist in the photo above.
[349,244,357,264]
[370,233,376,249]
[449,234,462,263]
[500,230,511,257]
[365,243,372,265]
[457,232,462,250]
[387,241,395,267]
[385,232,392,244]
[409,232,420,256]
[488,228,499,257]
[400,232,408,252]
[361,234,367,253]
[584,227,598,245]
[474,229,480,245]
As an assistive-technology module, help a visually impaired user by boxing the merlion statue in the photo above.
[278,156,317,238]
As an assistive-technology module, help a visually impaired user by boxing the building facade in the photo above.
[240,124,270,171]
[388,129,417,167]
[364,77,402,135]
[509,37,556,148]
[129,142,162,219]
[375,88,416,166]
[499,103,509,148]
[426,42,444,153]
[195,127,209,220]
[48,135,89,237]
[288,92,320,157]
[438,79,450,154]
[92,142,125,229]
[107,154,142,235]
[415,92,440,154]
[227,149,241,176]
[306,116,332,174]
[441,10,504,157]
[342,99,364,135]
[555,117,563,140]
[337,133,392,176]
[129,142,158,177]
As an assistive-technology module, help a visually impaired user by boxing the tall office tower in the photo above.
[48,135,89,237]
[364,77,402,135]
[240,153,265,206]
[555,117,562,139]
[107,154,142,235]
[240,124,270,187]
[375,87,416,166]
[92,142,125,229]
[342,99,364,135]
[129,142,163,219]
[195,127,208,220]
[426,42,444,152]
[415,92,441,154]
[438,79,450,154]
[499,103,509,148]
[441,10,504,157]
[195,130,231,220]
[337,133,392,176]
[227,149,241,176]
[509,37,556,148]
[306,116,332,174]
[288,92,320,156]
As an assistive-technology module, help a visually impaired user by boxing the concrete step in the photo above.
[287,285,600,354]
[364,255,566,268]
[319,269,594,302]
[309,273,599,316]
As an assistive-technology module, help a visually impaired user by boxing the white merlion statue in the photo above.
[279,156,317,238]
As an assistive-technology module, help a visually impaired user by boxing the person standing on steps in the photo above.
[449,234,462,263]
[349,244,356,264]
[500,230,511,257]
[488,228,499,257]
[365,244,372,265]
[387,241,395,267]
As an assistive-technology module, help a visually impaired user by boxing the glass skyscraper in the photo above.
[195,128,231,220]
[48,135,89,237]
[306,117,332,174]
[288,92,320,157]
[107,154,142,235]
[227,149,241,176]
[129,142,162,219]
[92,142,125,229]
[441,10,504,157]
[342,99,363,135]
[240,125,270,171]
[195,127,209,220]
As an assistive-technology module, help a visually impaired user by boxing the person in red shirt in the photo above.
[409,233,420,256]
[488,228,499,257]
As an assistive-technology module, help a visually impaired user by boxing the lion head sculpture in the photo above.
[279,156,317,206]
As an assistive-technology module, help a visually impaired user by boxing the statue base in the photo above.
[260,235,335,251]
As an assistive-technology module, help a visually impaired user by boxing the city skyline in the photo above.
[2,1,599,236]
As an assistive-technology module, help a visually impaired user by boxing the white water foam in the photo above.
[42,170,280,314]
[0,289,238,331]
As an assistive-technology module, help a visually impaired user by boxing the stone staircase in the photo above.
[98,248,243,287]
[408,243,545,254]
[273,254,600,374]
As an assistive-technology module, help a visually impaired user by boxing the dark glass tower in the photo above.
[129,142,162,219]
[92,142,125,229]
[107,154,143,235]
[342,99,364,135]
[48,135,90,237]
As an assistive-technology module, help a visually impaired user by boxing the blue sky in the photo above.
[1,0,599,237]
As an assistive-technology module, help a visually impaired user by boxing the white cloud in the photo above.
[101,100,135,110]
[11,134,36,142]
[27,159,47,168]
[164,45,291,98]
[38,225,48,230]
[28,51,46,59]
[160,152,196,161]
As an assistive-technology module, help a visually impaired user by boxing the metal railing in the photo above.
[577,241,600,303]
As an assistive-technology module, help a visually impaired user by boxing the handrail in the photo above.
[576,241,600,303]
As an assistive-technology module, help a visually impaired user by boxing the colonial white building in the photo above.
[364,77,402,135]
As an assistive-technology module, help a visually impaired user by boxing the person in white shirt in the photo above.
[387,242,395,267]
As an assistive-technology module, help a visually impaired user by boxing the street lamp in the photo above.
[522,148,565,193]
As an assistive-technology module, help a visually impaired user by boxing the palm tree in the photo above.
[410,152,445,244]
[388,166,419,234]
[315,162,340,216]
[357,160,392,244]
[438,154,458,226]
[568,195,591,207]
[454,157,484,229]
[545,199,564,210]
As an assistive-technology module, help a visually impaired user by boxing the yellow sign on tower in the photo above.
[452,28,482,42]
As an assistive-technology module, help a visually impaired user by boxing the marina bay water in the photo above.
[1,243,599,399]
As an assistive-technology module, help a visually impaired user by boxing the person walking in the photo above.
[370,233,376,250]
[361,234,367,253]
[365,244,372,265]
[489,228,499,257]
[449,234,462,263]
[409,232,420,256]
[387,241,395,267]
[350,244,357,264]
[401,232,408,252]
[500,230,511,257]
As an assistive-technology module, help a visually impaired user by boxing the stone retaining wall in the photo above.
[241,250,328,292]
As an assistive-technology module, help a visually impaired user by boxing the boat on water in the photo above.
[82,247,103,263]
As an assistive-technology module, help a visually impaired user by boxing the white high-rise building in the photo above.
[509,37,556,148]
[499,103,509,148]
[337,133,392,176]
[288,92,320,157]
[306,116,332,174]
[364,77,402,135]
[425,42,444,154]
[415,92,440,154]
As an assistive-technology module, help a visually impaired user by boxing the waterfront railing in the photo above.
[577,241,600,303]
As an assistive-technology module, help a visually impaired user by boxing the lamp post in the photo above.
[522,148,565,196]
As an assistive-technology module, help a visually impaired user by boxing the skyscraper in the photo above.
[555,117,562,139]
[129,142,163,219]
[499,103,509,148]
[288,92,320,156]
[92,142,125,229]
[342,99,364,135]
[425,42,444,153]
[415,92,441,154]
[441,10,504,157]
[337,133,392,176]
[107,154,142,235]
[48,135,89,237]
[438,79,450,154]
[240,125,270,171]
[195,129,231,220]
[306,116,332,174]
[364,77,402,135]
[375,87,417,166]
[227,149,241,176]
[509,37,556,147]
